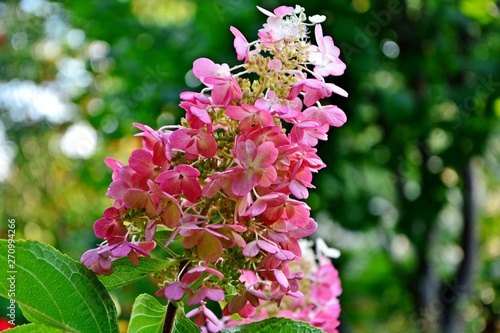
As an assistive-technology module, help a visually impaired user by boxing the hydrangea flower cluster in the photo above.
[220,239,342,333]
[82,5,346,330]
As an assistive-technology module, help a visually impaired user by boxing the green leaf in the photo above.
[98,256,174,290]
[154,229,173,242]
[127,294,166,333]
[127,294,200,333]
[6,323,63,332]
[0,240,118,333]
[171,303,200,333]
[220,317,326,333]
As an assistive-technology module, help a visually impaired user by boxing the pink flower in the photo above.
[288,218,318,239]
[129,149,157,177]
[302,105,347,127]
[193,58,230,84]
[84,6,349,332]
[230,26,250,62]
[268,59,282,71]
[223,270,269,317]
[109,239,156,265]
[230,140,278,196]
[202,170,236,199]
[242,239,279,258]
[311,261,342,303]
[308,25,346,77]
[133,122,172,166]
[81,246,113,275]
[157,281,191,301]
[279,160,315,199]
[104,157,124,181]
[181,265,224,284]
[180,92,213,130]
[255,91,299,119]
[187,285,225,305]
[261,199,310,227]
[257,6,296,45]
[204,76,243,106]
[288,79,347,107]
[156,164,202,203]
[244,125,291,148]
[93,207,125,240]
[148,180,183,229]
[289,116,327,147]
[169,128,218,160]
[187,301,222,329]
[241,192,287,218]
[226,104,274,132]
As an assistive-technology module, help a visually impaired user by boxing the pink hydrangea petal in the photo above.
[275,250,295,261]
[286,201,311,227]
[168,128,191,150]
[274,270,289,289]
[256,166,277,188]
[193,58,218,81]
[93,218,115,238]
[253,142,278,168]
[190,106,211,125]
[202,305,221,327]
[326,83,348,97]
[186,306,201,319]
[247,288,269,301]
[257,239,279,254]
[289,218,318,238]
[187,287,208,305]
[205,287,225,301]
[129,149,154,175]
[104,157,123,172]
[288,179,311,199]
[182,179,202,203]
[236,139,257,164]
[256,6,275,17]
[230,26,249,62]
[232,169,255,196]
[242,240,260,257]
[273,6,294,17]
[196,132,218,158]
[315,24,325,52]
[110,243,131,257]
[106,180,128,201]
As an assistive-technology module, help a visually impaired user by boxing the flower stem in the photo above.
[162,302,177,333]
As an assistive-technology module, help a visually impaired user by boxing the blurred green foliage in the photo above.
[1,0,499,332]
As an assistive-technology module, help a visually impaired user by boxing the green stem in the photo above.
[154,236,179,258]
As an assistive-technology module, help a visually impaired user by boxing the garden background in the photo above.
[0,0,499,332]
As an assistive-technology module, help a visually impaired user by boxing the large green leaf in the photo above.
[127,294,200,333]
[221,318,326,333]
[170,303,201,333]
[127,294,166,333]
[98,256,174,290]
[0,240,118,333]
